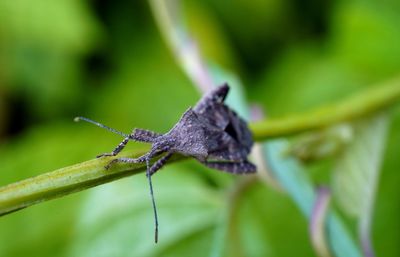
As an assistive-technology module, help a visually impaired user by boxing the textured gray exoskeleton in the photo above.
[75,83,256,243]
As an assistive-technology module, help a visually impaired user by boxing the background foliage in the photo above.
[0,0,399,256]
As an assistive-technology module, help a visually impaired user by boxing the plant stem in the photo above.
[0,78,399,216]
[310,187,333,257]
[251,77,400,141]
[0,151,182,216]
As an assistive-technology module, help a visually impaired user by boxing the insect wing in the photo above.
[197,103,253,153]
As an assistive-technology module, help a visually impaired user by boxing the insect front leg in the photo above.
[97,136,131,158]
[97,129,162,158]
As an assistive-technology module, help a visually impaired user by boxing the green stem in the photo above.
[0,78,399,216]
[0,151,182,216]
[251,77,400,141]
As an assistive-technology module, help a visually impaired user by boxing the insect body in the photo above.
[75,83,256,243]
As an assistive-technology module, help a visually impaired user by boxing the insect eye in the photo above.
[224,122,239,141]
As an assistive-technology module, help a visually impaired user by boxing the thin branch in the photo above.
[0,78,399,216]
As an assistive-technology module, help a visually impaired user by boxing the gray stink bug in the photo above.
[75,83,256,243]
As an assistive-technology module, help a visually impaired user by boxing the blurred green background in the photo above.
[0,0,399,256]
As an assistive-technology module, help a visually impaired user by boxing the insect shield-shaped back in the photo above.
[165,84,256,173]
[164,108,210,159]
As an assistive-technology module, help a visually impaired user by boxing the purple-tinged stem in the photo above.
[148,0,214,94]
[310,187,333,257]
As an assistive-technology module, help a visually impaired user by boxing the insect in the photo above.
[75,83,256,243]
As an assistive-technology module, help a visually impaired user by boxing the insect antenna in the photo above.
[74,116,129,137]
[146,157,159,243]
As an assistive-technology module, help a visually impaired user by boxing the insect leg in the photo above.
[203,161,256,174]
[97,136,131,158]
[97,129,162,158]
[106,145,167,243]
[148,153,173,176]
[104,153,149,169]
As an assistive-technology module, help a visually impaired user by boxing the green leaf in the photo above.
[332,114,388,218]
[68,164,223,257]
[332,114,389,256]
[265,140,362,257]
